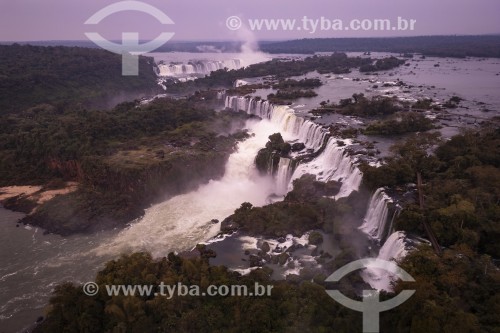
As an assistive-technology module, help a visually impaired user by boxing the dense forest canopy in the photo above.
[260,35,500,58]
[7,35,500,59]
[0,44,159,114]
[34,128,500,333]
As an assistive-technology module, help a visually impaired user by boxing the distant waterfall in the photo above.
[276,157,294,195]
[225,96,362,197]
[358,188,393,242]
[158,59,242,77]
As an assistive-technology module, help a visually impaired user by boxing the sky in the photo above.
[0,0,499,42]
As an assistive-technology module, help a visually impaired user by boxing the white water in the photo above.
[377,231,408,262]
[158,59,242,77]
[291,137,363,198]
[358,188,393,241]
[275,157,294,195]
[96,119,283,257]
[225,96,363,198]
[359,189,409,291]
[362,231,409,291]
[100,94,360,257]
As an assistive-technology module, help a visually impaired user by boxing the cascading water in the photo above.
[96,119,283,257]
[361,231,409,291]
[225,95,362,197]
[291,137,363,197]
[158,59,242,77]
[358,190,410,291]
[377,231,408,262]
[358,188,393,242]
[275,157,294,195]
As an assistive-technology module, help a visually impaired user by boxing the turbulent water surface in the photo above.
[1,52,498,332]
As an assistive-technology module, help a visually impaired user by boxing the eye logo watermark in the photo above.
[325,258,415,333]
[84,0,175,76]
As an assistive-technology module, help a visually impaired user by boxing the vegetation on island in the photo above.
[363,111,436,136]
[312,93,402,117]
[359,56,406,72]
[165,53,400,94]
[254,133,292,175]
[271,78,323,89]
[267,89,318,104]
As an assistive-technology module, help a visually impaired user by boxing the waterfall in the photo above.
[361,231,409,291]
[358,188,392,242]
[97,119,284,257]
[275,157,294,195]
[225,96,327,150]
[225,96,362,197]
[158,59,242,77]
[377,231,408,262]
[291,137,363,197]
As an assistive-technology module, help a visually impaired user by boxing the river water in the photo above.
[0,117,284,332]
[1,51,499,332]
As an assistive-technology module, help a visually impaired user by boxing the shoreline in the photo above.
[0,183,78,215]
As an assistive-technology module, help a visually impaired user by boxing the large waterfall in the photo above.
[224,95,415,291]
[358,188,393,242]
[225,96,362,197]
[158,59,242,77]
[225,96,328,150]
[97,119,282,257]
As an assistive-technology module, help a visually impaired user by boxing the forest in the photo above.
[34,126,500,333]
[0,95,251,234]
[0,44,159,114]
[260,35,500,58]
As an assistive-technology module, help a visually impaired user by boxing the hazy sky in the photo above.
[1,0,499,42]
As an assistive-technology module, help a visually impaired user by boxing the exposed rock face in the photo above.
[23,146,238,235]
[255,133,291,175]
[291,142,306,152]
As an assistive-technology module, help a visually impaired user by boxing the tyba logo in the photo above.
[84,1,174,75]
[325,258,415,333]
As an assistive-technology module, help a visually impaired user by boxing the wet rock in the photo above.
[291,142,306,151]
[249,254,263,267]
[309,231,324,245]
[220,216,239,233]
[278,252,290,265]
[260,241,271,253]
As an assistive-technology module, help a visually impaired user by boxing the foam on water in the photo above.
[96,119,283,257]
